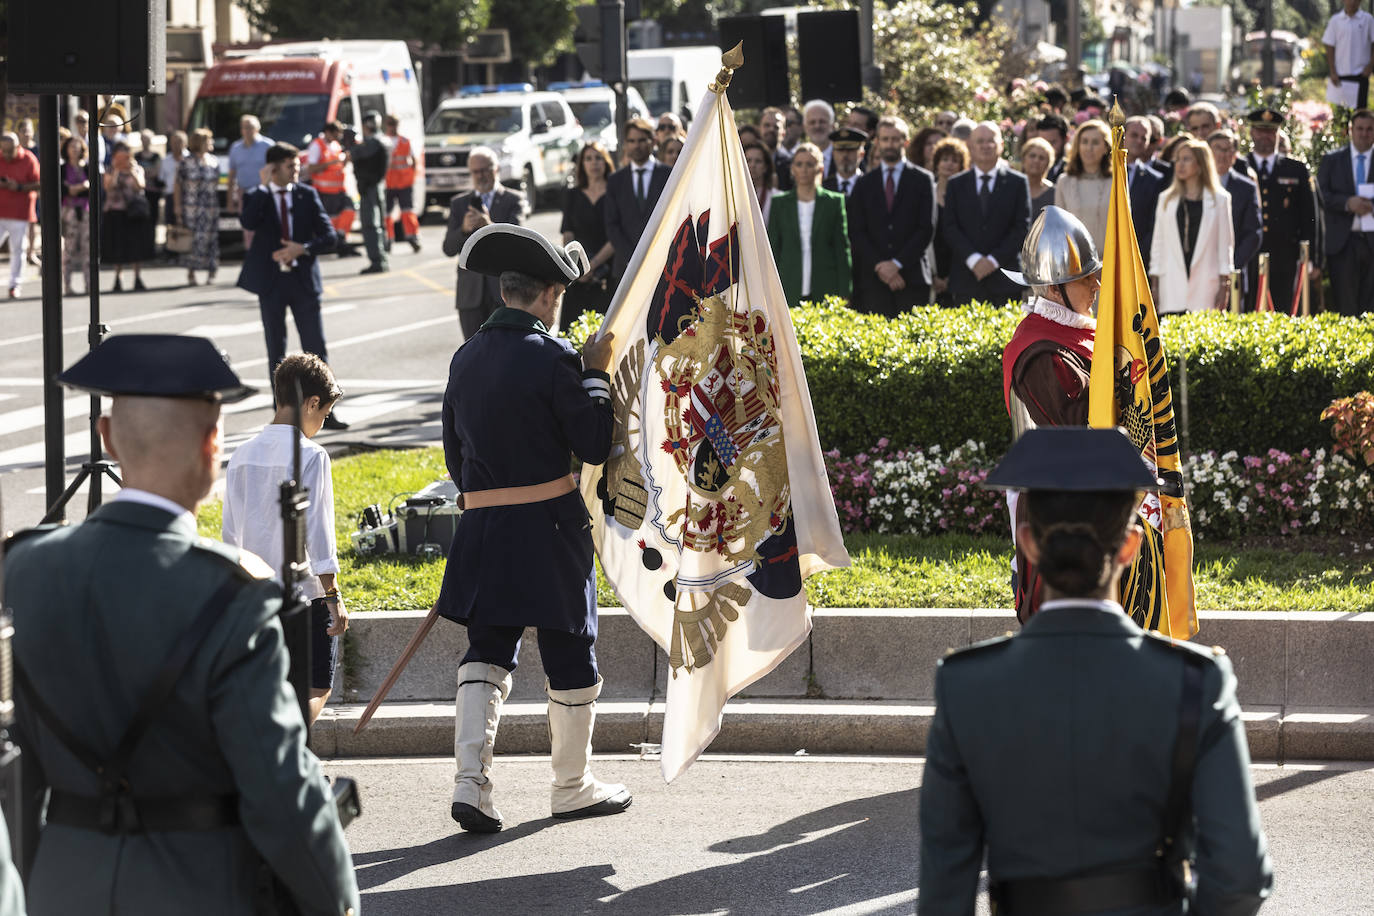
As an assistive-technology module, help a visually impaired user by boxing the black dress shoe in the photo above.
[321,413,350,431]
[409,237,423,253]
[451,802,501,834]
[337,246,362,258]
[133,277,148,292]
[359,264,389,275]
[551,789,633,820]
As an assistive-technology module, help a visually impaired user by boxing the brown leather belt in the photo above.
[461,474,576,510]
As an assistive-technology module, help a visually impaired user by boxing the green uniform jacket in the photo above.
[918,601,1273,916]
[766,188,853,307]
[5,501,359,916]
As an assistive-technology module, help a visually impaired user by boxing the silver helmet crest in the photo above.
[1002,205,1102,287]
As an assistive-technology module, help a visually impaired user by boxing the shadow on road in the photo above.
[353,815,563,891]
[359,788,921,914]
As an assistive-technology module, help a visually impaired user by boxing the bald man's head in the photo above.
[102,397,222,509]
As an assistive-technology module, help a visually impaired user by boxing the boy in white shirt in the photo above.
[223,352,348,723]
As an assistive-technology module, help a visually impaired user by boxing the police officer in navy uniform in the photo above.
[1245,108,1317,311]
[4,335,359,915]
[438,224,630,833]
[919,427,1273,916]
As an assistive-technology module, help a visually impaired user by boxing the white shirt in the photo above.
[631,161,655,200]
[835,173,858,196]
[262,181,294,236]
[158,152,184,196]
[222,424,338,599]
[966,164,1003,270]
[1251,153,1277,178]
[1323,9,1374,76]
[113,487,195,529]
[1348,142,1374,231]
[797,197,817,297]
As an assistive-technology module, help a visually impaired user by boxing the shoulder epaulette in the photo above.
[1142,629,1225,660]
[3,523,66,551]
[190,537,275,582]
[940,631,1016,665]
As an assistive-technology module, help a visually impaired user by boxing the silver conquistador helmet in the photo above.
[1001,205,1101,287]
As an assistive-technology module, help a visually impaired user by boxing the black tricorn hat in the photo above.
[58,334,254,402]
[458,224,590,285]
[983,427,1163,491]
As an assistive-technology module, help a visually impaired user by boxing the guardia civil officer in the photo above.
[1245,108,1317,311]
[438,223,629,833]
[919,427,1273,916]
[4,335,359,915]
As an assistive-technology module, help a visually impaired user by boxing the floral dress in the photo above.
[178,153,220,271]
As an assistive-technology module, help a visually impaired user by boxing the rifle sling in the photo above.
[16,578,245,833]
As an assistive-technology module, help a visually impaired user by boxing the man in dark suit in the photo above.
[822,127,866,199]
[941,122,1031,308]
[604,118,669,283]
[442,145,525,340]
[920,427,1273,916]
[1123,116,1164,270]
[1037,114,1069,181]
[236,142,343,425]
[1245,108,1318,311]
[1318,108,1374,315]
[1210,129,1264,303]
[847,116,936,316]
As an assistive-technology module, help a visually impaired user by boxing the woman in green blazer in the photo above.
[766,142,853,307]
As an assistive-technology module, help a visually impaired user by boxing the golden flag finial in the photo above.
[709,42,746,94]
[1109,100,1126,128]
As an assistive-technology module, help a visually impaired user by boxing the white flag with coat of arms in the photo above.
[579,48,850,782]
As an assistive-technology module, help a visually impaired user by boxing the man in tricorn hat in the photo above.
[919,427,1273,916]
[437,224,630,833]
[1244,107,1317,311]
[1000,206,1101,621]
[3,335,359,914]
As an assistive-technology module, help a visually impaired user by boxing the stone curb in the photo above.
[315,700,1373,761]
[334,608,1374,709]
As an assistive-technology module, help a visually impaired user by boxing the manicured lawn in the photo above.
[199,447,1374,614]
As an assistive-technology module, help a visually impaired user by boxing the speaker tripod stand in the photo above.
[38,94,122,525]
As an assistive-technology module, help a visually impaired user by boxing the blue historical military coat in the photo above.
[436,307,613,636]
[919,599,1273,916]
[5,498,359,915]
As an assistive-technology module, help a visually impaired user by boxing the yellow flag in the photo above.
[1087,108,1198,639]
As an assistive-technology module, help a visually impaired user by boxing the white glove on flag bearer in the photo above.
[579,46,851,783]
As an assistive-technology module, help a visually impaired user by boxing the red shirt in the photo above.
[0,148,40,222]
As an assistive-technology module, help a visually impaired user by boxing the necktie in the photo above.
[884,168,895,211]
[979,173,992,213]
[1261,159,1271,181]
[1358,153,1367,186]
[277,189,290,240]
[482,192,491,211]
[1129,163,1136,188]
[843,178,850,195]
[636,167,647,205]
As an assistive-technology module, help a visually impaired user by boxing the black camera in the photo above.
[340,128,359,149]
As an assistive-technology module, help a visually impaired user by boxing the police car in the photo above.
[423,84,582,213]
[549,80,649,155]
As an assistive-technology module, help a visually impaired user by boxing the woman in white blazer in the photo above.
[1149,138,1234,315]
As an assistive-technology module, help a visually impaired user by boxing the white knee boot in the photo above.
[547,678,632,819]
[451,661,512,833]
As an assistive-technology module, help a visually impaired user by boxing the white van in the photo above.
[189,40,425,231]
[628,46,722,125]
[549,80,649,153]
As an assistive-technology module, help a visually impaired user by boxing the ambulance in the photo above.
[188,40,425,236]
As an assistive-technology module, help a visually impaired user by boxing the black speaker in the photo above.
[8,0,166,94]
[797,10,862,103]
[718,15,788,110]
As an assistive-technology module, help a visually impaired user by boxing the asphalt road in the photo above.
[0,209,562,528]
[324,754,1374,915]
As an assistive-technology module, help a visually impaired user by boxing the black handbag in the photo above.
[126,193,152,220]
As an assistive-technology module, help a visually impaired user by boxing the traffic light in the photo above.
[574,2,626,84]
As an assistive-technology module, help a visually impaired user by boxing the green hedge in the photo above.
[568,302,1374,456]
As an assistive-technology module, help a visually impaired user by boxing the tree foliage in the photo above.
[235,0,490,51]
[488,0,579,69]
[869,1,1008,123]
